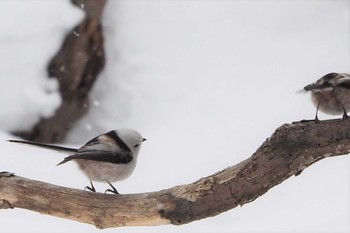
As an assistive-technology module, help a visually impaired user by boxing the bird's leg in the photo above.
[105,181,119,195]
[314,103,320,123]
[84,180,96,192]
[340,102,349,119]
[300,104,321,123]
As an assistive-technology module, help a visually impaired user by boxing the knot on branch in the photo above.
[0,199,13,209]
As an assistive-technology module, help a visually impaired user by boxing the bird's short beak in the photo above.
[142,138,147,142]
[304,83,317,91]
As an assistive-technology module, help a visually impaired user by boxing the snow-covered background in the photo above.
[1,0,349,232]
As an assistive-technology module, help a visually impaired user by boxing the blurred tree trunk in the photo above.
[13,0,107,143]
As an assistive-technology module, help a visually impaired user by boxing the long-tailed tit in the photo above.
[304,72,350,121]
[9,128,146,194]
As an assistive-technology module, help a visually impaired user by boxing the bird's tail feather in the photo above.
[8,140,78,154]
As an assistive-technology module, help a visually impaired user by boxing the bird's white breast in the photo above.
[74,159,137,182]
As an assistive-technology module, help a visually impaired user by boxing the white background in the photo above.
[0,1,349,232]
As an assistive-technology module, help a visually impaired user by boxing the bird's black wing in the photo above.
[79,132,121,152]
[57,131,134,165]
[57,150,133,165]
[336,76,350,88]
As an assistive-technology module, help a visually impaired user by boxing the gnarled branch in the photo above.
[1,119,349,228]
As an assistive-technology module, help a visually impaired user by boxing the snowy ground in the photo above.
[0,1,349,232]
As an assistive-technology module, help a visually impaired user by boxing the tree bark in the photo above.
[13,0,107,143]
[1,119,349,229]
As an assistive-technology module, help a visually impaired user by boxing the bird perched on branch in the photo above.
[9,129,146,194]
[303,72,350,121]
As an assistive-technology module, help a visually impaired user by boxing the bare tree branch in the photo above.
[1,119,349,229]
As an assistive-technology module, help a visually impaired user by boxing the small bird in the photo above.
[8,129,146,194]
[304,72,350,121]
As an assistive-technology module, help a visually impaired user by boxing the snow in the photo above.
[0,1,83,131]
[0,0,349,232]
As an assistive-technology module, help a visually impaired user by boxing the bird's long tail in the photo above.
[8,140,78,154]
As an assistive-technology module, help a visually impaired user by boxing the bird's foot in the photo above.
[84,181,96,192]
[299,117,320,124]
[105,188,119,195]
[314,117,320,123]
[299,119,318,123]
[105,181,119,195]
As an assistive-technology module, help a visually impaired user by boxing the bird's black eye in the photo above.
[134,144,139,148]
